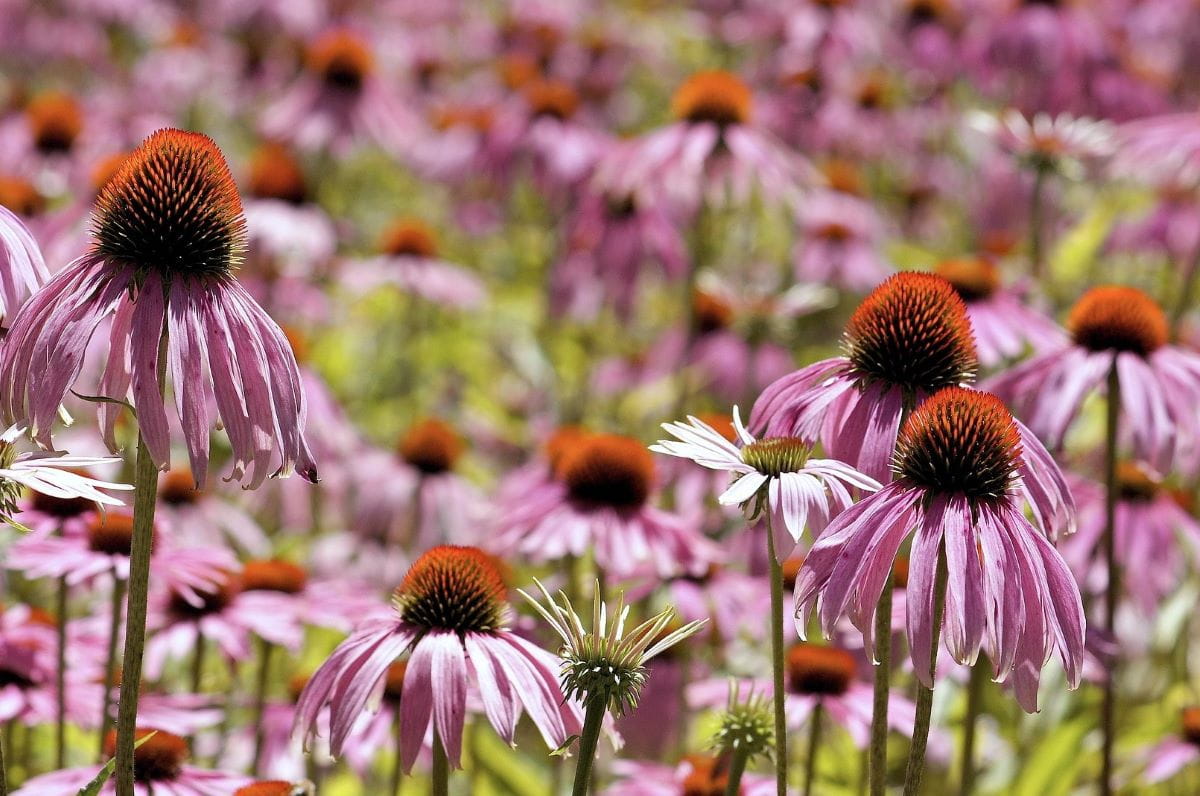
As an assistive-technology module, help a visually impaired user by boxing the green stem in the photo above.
[868,580,894,796]
[903,548,949,796]
[803,702,824,796]
[189,634,206,696]
[390,702,404,796]
[251,639,275,775]
[0,718,6,796]
[724,746,750,796]
[766,517,788,796]
[431,729,450,796]
[54,570,67,769]
[959,659,988,796]
[1029,165,1048,281]
[1170,239,1200,336]
[572,698,607,796]
[98,573,125,762]
[112,432,161,796]
[1100,361,1121,796]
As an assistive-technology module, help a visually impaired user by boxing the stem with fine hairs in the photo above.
[1029,164,1048,280]
[431,728,449,796]
[766,515,788,796]
[868,579,894,796]
[803,702,824,796]
[114,328,166,796]
[54,567,68,769]
[903,547,949,796]
[390,702,404,796]
[112,431,160,796]
[251,639,275,775]
[723,745,750,796]
[1100,361,1121,796]
[572,698,607,796]
[959,658,988,796]
[98,572,125,762]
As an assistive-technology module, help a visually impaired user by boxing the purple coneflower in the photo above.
[933,256,1063,366]
[0,204,49,325]
[295,546,581,782]
[987,285,1200,470]
[341,218,485,310]
[13,728,251,795]
[1142,707,1200,783]
[491,430,719,578]
[0,128,317,487]
[752,272,979,483]
[795,387,1084,791]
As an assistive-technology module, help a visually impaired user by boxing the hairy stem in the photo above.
[803,701,824,796]
[869,579,894,796]
[724,745,750,796]
[112,431,160,796]
[251,639,275,774]
[1100,361,1121,796]
[431,729,449,796]
[572,698,607,796]
[766,516,788,796]
[903,548,949,796]
[54,570,68,769]
[98,574,125,762]
[959,658,988,796]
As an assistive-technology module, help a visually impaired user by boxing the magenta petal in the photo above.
[129,272,171,468]
[941,496,985,665]
[427,631,468,768]
[167,280,213,487]
[905,498,948,689]
[465,634,518,744]
[400,634,436,773]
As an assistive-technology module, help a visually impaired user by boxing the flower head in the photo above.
[651,408,879,547]
[520,578,706,714]
[711,682,773,762]
[93,129,247,279]
[845,272,977,394]
[672,71,753,126]
[393,545,507,633]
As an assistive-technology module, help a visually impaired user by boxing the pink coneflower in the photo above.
[240,143,337,278]
[490,432,719,578]
[597,70,810,212]
[690,644,917,748]
[341,218,485,310]
[967,109,1115,174]
[155,468,269,555]
[295,546,581,770]
[517,78,607,191]
[933,257,1064,366]
[13,728,251,794]
[987,285,1200,470]
[751,272,979,483]
[793,190,892,292]
[0,128,317,488]
[550,188,686,323]
[1142,707,1200,783]
[795,387,1085,712]
[0,204,49,325]
[352,418,485,556]
[260,28,418,155]
[1062,463,1200,616]
[650,408,880,553]
[144,565,303,679]
[9,510,148,584]
[604,755,777,795]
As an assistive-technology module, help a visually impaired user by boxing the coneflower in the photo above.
[519,578,706,796]
[0,128,316,794]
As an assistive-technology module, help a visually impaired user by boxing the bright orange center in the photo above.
[242,560,308,594]
[786,643,856,696]
[394,545,507,633]
[87,512,139,556]
[307,30,374,90]
[671,71,752,126]
[545,426,591,477]
[431,104,496,134]
[894,387,1021,500]
[821,158,865,195]
[103,728,187,782]
[1183,707,1200,745]
[398,418,463,474]
[693,290,734,334]
[380,218,438,258]
[559,433,655,509]
[0,176,44,216]
[1115,461,1159,502]
[159,469,200,505]
[247,143,307,204]
[234,782,303,796]
[92,129,246,277]
[524,79,580,120]
[1067,285,1167,356]
[383,660,408,702]
[934,258,1001,302]
[845,272,977,392]
[680,754,733,795]
[26,91,83,153]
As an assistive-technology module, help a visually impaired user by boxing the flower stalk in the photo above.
[572,698,607,796]
[903,547,949,796]
[766,516,788,796]
[803,702,824,796]
[1100,361,1121,796]
[98,572,125,762]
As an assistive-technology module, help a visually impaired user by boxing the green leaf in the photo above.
[78,732,156,796]
[1010,716,1091,796]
